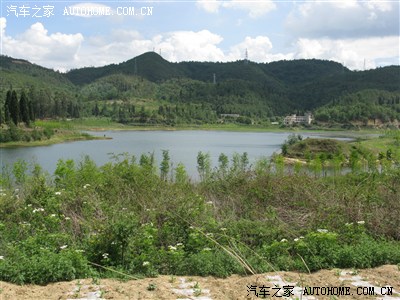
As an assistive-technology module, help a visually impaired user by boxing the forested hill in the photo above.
[1,52,399,123]
[65,52,399,109]
[0,56,74,91]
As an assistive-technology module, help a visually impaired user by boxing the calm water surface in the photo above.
[0,131,351,178]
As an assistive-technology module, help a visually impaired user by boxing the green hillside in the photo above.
[0,56,75,100]
[314,89,400,124]
[1,52,399,126]
[66,52,185,85]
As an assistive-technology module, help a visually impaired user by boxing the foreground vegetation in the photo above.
[0,148,399,285]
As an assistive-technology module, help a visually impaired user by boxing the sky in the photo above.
[1,0,399,72]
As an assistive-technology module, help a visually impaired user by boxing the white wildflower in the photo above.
[142,261,150,266]
[0,256,4,260]
[168,245,177,251]
[280,239,288,242]
[102,253,109,259]
[33,208,45,213]
[27,204,32,207]
[206,233,213,237]
[299,236,304,239]
[122,207,127,211]
[83,184,91,189]
[55,191,61,196]
[15,189,19,193]
[206,201,213,205]
[317,229,328,233]
[294,238,299,242]
[50,214,57,217]
[176,243,183,247]
[0,193,6,197]
[357,221,365,225]
[75,250,85,253]
[64,217,71,220]
[146,208,151,211]
[60,245,68,250]
[203,247,212,251]
[220,228,227,231]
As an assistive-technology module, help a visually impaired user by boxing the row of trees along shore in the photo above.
[2,89,35,126]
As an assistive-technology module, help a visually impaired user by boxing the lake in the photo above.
[0,130,352,179]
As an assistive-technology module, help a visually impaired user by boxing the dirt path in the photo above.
[0,265,399,300]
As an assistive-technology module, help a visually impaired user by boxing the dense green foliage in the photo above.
[1,147,399,284]
[1,53,399,129]
[315,89,400,124]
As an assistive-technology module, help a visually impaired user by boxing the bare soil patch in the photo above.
[0,265,399,300]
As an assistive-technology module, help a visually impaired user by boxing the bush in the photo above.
[0,155,399,284]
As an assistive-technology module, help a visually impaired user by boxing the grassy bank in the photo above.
[0,131,107,148]
[38,117,389,133]
[0,152,399,285]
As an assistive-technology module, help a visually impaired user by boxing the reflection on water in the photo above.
[0,130,354,178]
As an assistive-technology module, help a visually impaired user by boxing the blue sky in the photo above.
[1,0,399,71]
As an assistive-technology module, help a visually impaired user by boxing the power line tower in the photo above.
[245,48,249,65]
[213,73,216,84]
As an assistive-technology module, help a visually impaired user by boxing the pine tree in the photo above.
[4,90,11,124]
[20,91,30,125]
[10,90,20,126]
[28,100,35,122]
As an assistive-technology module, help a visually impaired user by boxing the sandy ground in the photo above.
[0,265,399,300]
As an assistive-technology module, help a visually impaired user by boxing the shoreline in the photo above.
[0,132,110,148]
[0,119,388,148]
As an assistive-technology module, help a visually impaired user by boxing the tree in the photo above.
[10,90,20,126]
[160,150,170,181]
[4,90,11,124]
[28,100,35,122]
[19,91,30,125]
[92,102,100,116]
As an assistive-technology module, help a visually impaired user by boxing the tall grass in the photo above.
[0,151,399,284]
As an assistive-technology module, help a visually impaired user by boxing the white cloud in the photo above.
[1,18,397,72]
[158,30,225,62]
[197,0,276,18]
[1,18,83,69]
[286,0,399,38]
[227,36,293,62]
[196,0,220,13]
[295,36,400,70]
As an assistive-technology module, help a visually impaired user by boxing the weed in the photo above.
[147,283,157,291]
[0,153,399,285]
[193,288,202,297]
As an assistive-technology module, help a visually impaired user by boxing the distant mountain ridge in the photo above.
[1,52,399,120]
